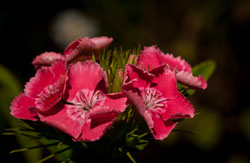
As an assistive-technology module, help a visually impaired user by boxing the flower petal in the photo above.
[122,83,151,125]
[24,68,54,98]
[64,36,113,63]
[90,36,113,50]
[38,104,82,139]
[176,71,207,89]
[10,93,37,121]
[85,92,128,136]
[32,52,65,70]
[159,53,192,72]
[161,92,195,121]
[89,92,128,117]
[24,60,67,111]
[124,64,154,89]
[90,112,119,129]
[137,46,163,70]
[150,65,179,99]
[150,111,177,140]
[65,60,108,102]
[137,45,192,73]
[80,114,117,141]
[64,37,96,63]
[34,76,66,112]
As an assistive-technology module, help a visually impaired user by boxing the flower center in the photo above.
[67,89,105,124]
[141,87,167,110]
[74,89,105,110]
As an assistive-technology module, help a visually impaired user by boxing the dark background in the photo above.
[1,0,250,162]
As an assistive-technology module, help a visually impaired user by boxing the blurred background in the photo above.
[0,0,250,162]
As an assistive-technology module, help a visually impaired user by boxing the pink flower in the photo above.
[137,46,207,89]
[122,64,194,140]
[10,60,67,120]
[64,36,113,63]
[38,60,128,141]
[32,52,65,70]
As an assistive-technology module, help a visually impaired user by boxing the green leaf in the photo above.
[0,65,21,96]
[0,65,42,163]
[192,60,216,80]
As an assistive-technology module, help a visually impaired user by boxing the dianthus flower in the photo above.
[38,60,128,141]
[122,64,194,140]
[10,60,67,120]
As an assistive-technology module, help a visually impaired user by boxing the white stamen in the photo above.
[141,87,167,111]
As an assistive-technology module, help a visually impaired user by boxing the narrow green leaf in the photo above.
[92,54,96,62]
[137,132,149,139]
[128,128,139,135]
[39,139,73,161]
[111,69,123,92]
[10,142,58,154]
[118,148,136,163]
[10,148,29,154]
[135,144,148,150]
[126,151,136,163]
[37,147,71,163]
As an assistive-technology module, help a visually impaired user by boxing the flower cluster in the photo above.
[10,36,207,142]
